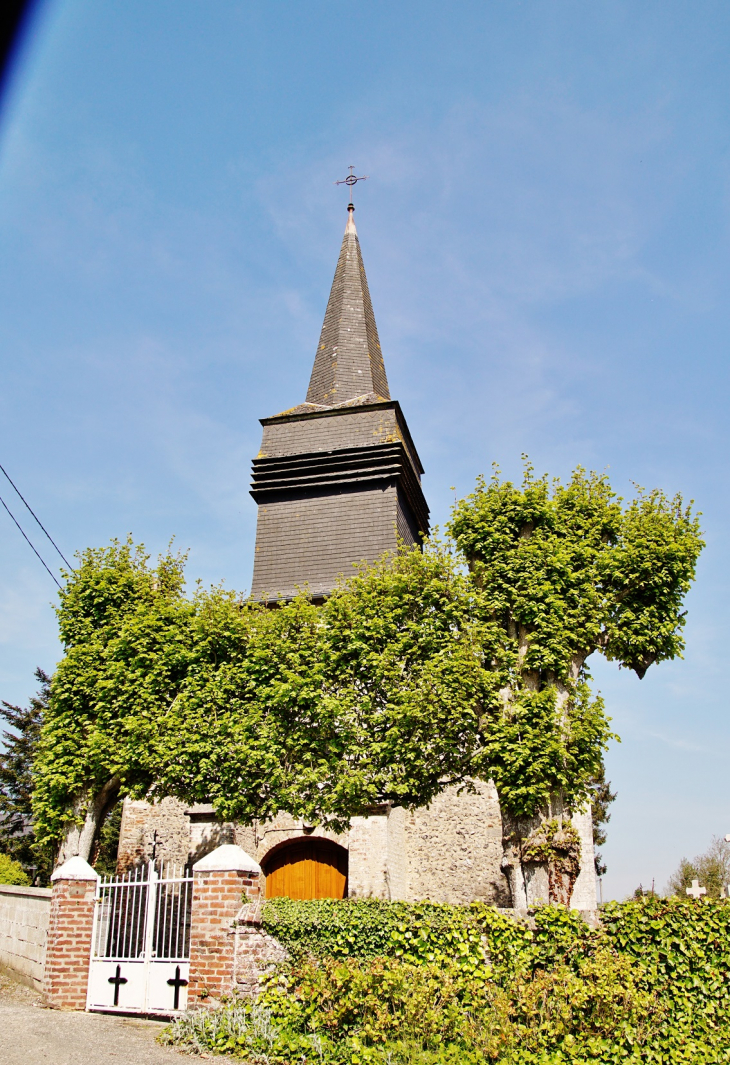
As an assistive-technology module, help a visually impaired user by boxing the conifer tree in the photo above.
[0,668,50,879]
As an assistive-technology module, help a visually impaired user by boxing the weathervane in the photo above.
[334,165,368,204]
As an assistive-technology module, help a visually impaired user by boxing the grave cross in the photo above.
[686,878,707,899]
[107,963,128,1006]
[167,965,189,1010]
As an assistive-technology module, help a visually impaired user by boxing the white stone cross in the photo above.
[686,878,707,899]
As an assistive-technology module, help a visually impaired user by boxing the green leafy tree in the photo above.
[0,853,30,886]
[153,540,493,829]
[667,837,730,899]
[32,539,195,863]
[33,462,702,896]
[448,462,703,905]
[0,668,51,880]
[33,538,491,856]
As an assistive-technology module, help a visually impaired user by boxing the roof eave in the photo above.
[259,399,425,476]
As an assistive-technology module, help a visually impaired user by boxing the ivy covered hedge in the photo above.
[164,897,730,1063]
[261,897,533,973]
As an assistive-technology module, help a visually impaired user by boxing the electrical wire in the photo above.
[0,462,71,568]
[0,490,62,589]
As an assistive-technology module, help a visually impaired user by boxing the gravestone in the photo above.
[686,878,706,899]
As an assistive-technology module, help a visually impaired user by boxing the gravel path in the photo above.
[0,971,193,1065]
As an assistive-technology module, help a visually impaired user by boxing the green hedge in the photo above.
[262,896,601,977]
[164,898,730,1062]
[258,896,730,1062]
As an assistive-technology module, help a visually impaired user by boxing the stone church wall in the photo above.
[398,782,511,906]
[117,797,192,871]
[348,812,389,898]
[117,790,593,909]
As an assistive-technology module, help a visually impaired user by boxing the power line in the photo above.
[0,491,62,589]
[0,462,71,568]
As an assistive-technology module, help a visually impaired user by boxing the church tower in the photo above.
[249,204,429,600]
[117,200,597,912]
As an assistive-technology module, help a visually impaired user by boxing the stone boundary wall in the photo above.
[232,902,288,996]
[0,883,52,991]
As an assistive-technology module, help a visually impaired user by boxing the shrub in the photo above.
[0,853,30,885]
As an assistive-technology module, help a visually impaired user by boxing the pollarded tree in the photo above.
[152,541,495,830]
[448,463,703,906]
[32,539,195,864]
[32,537,493,860]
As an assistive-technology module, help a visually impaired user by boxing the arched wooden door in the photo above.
[263,838,348,900]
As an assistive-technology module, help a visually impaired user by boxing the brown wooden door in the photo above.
[264,838,348,900]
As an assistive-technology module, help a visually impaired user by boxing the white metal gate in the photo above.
[86,861,193,1015]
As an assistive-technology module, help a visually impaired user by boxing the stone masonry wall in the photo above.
[117,792,593,910]
[117,797,242,872]
[117,796,192,871]
[348,812,388,898]
[0,883,51,990]
[399,781,511,906]
[232,904,288,997]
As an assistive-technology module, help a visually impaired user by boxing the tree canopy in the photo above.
[33,538,493,852]
[666,836,730,900]
[448,464,703,814]
[30,463,704,867]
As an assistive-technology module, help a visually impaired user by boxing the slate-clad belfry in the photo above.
[250,204,429,600]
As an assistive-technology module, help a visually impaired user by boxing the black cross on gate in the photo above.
[167,965,189,1010]
[107,964,128,1007]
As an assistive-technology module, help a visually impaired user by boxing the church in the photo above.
[117,200,597,910]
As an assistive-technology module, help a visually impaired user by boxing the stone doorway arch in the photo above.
[262,837,348,899]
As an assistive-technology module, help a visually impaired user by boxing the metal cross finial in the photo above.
[334,165,368,203]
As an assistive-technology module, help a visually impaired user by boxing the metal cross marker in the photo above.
[335,165,368,203]
[107,963,128,1006]
[167,965,189,1010]
[686,878,707,899]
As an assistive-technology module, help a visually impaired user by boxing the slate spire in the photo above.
[306,205,390,406]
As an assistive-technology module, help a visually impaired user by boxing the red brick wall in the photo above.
[43,877,96,1010]
[187,869,261,1005]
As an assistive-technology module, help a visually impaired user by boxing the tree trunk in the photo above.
[56,777,121,867]
[501,809,551,908]
[501,796,583,908]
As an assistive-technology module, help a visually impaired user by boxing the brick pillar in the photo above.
[187,844,262,1007]
[43,856,99,1010]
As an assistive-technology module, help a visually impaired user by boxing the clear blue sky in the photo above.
[1,0,728,900]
